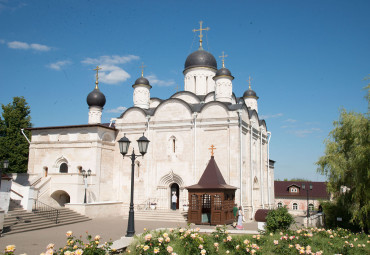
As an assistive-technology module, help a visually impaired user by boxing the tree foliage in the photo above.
[316,84,370,231]
[0,96,32,173]
[266,206,294,233]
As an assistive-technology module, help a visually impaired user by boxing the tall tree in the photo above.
[0,97,32,173]
[317,84,370,231]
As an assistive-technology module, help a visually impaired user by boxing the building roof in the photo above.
[274,181,330,199]
[26,123,116,131]
[186,156,237,190]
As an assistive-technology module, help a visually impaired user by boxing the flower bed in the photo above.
[125,226,369,255]
[2,227,369,254]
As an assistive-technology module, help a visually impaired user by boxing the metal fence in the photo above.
[33,200,59,224]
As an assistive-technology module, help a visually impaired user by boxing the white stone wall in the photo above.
[133,85,150,109]
[184,68,216,95]
[214,77,232,103]
[88,106,103,124]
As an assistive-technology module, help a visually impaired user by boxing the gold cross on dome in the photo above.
[140,62,146,77]
[193,21,210,49]
[175,84,180,92]
[219,51,228,68]
[93,66,102,89]
[209,145,216,156]
[247,76,253,90]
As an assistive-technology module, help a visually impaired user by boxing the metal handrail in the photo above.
[32,200,59,224]
[10,189,24,198]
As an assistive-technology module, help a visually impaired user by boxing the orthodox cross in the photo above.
[209,145,216,156]
[93,66,102,89]
[219,51,228,68]
[140,62,146,77]
[175,84,180,93]
[247,76,253,90]
[193,21,209,49]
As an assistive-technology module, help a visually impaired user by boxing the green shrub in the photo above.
[265,206,294,233]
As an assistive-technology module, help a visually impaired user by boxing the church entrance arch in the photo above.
[158,170,185,210]
[51,190,70,207]
[170,183,179,210]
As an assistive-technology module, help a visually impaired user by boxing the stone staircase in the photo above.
[3,207,91,235]
[129,210,188,223]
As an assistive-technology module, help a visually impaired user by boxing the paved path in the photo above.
[0,217,258,254]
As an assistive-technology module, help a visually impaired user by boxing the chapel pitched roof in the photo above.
[186,156,237,190]
[274,181,330,199]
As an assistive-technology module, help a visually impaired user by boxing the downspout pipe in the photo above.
[260,130,264,209]
[237,110,243,208]
[21,129,30,144]
[267,131,271,208]
[193,113,198,183]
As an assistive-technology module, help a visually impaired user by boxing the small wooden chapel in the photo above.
[186,146,237,225]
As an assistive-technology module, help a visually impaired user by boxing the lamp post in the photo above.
[118,133,150,237]
[81,169,92,203]
[302,183,312,225]
[0,159,9,189]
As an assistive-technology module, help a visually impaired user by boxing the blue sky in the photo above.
[1,0,369,181]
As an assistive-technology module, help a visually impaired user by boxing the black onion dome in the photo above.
[132,76,152,88]
[243,89,259,99]
[87,88,106,107]
[134,77,150,85]
[215,67,232,77]
[184,49,217,71]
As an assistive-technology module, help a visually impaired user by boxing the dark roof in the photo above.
[243,88,258,99]
[184,49,217,71]
[26,123,116,131]
[132,76,152,88]
[214,67,234,79]
[186,156,237,190]
[87,88,106,107]
[274,181,330,199]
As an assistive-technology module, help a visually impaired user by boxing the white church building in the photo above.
[26,25,275,220]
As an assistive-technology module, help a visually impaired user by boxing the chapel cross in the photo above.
[247,76,253,90]
[219,51,228,68]
[93,66,102,89]
[140,62,146,77]
[209,145,216,156]
[193,21,210,49]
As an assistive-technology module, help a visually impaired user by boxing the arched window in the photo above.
[172,138,176,153]
[308,203,314,211]
[292,203,298,210]
[278,202,283,208]
[59,163,68,173]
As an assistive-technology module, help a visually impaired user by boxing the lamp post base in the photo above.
[126,209,135,237]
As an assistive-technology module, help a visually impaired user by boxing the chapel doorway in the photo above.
[201,194,211,223]
[170,183,179,210]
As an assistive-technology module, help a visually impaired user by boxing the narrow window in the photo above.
[60,163,68,173]
[278,202,283,208]
[173,138,176,153]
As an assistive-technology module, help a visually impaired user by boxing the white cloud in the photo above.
[47,60,72,70]
[0,39,5,44]
[285,118,297,123]
[106,106,127,113]
[81,55,139,84]
[7,41,51,51]
[260,113,283,119]
[288,127,322,137]
[81,55,139,65]
[30,43,50,51]
[146,74,175,87]
[98,64,131,84]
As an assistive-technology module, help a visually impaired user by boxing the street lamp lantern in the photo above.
[3,160,9,169]
[137,134,150,156]
[118,135,131,156]
[118,133,150,237]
